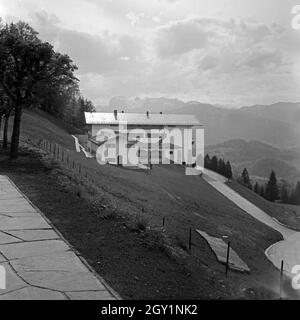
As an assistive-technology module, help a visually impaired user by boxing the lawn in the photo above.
[228,180,300,231]
[0,109,287,299]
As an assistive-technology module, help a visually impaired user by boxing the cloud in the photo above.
[147,16,298,105]
[238,48,284,70]
[126,11,145,26]
[155,19,210,57]
[30,11,143,75]
[154,17,276,58]
[152,16,161,23]
[198,55,219,71]
[26,10,300,106]
[158,0,180,2]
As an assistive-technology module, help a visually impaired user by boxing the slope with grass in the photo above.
[1,109,294,299]
[228,181,300,231]
[206,139,300,183]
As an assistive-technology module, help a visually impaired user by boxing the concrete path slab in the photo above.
[0,286,67,300]
[66,291,115,300]
[0,263,27,295]
[19,270,107,292]
[0,240,70,260]
[0,201,37,213]
[0,232,21,245]
[11,251,90,273]
[6,230,59,242]
[0,216,51,231]
[0,194,24,201]
[0,175,118,300]
[196,229,250,273]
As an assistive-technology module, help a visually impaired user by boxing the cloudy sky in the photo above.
[0,0,300,107]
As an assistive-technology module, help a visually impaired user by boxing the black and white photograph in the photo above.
[0,0,299,308]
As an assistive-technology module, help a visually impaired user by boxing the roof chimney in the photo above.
[146,111,149,118]
[114,109,118,119]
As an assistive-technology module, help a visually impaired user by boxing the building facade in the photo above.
[85,110,204,168]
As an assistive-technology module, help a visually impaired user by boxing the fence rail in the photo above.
[37,138,98,185]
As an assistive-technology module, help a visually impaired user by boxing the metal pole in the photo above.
[280,260,284,300]
[225,241,230,277]
[189,227,192,251]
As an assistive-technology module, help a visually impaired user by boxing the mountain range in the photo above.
[206,139,300,183]
[101,97,300,149]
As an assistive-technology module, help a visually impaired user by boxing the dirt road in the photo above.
[203,169,300,293]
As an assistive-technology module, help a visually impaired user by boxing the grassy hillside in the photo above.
[0,109,292,299]
[206,139,300,183]
[15,109,77,149]
[228,181,300,231]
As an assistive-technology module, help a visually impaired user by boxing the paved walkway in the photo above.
[203,169,300,278]
[203,169,295,239]
[266,233,300,275]
[196,229,250,273]
[0,175,117,300]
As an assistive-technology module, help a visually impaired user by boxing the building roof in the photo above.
[85,112,202,126]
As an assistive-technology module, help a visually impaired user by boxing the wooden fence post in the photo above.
[189,227,192,251]
[280,260,284,300]
[225,241,230,277]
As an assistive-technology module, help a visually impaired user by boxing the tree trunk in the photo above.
[10,105,22,160]
[3,112,10,150]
